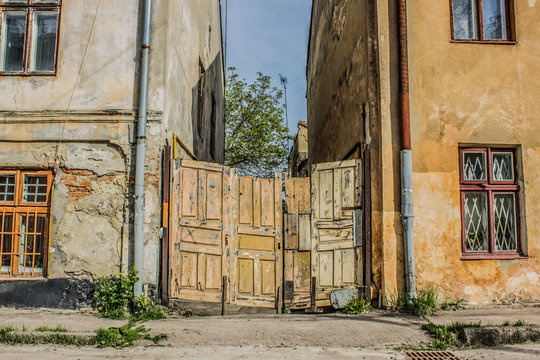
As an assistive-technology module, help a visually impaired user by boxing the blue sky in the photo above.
[223,0,312,138]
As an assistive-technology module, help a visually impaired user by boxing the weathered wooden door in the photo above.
[169,160,232,303]
[231,174,283,308]
[283,176,312,309]
[311,159,362,307]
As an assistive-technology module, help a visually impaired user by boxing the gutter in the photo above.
[133,0,154,298]
[397,0,416,299]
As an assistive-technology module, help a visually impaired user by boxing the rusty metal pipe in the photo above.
[398,0,416,299]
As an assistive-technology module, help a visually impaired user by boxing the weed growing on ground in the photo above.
[390,287,438,317]
[513,320,527,327]
[342,297,369,314]
[132,296,167,322]
[34,325,68,333]
[95,322,147,348]
[182,309,195,317]
[440,298,465,311]
[0,326,96,346]
[422,321,481,350]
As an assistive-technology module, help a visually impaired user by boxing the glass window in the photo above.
[0,174,16,202]
[30,11,58,71]
[451,0,513,42]
[482,0,507,40]
[23,174,48,203]
[0,170,51,279]
[0,1,60,74]
[452,0,477,40]
[462,151,486,181]
[464,192,489,251]
[492,152,514,181]
[1,12,27,72]
[460,148,522,259]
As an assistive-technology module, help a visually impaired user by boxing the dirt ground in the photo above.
[0,306,539,359]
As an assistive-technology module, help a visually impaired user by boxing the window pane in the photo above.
[31,11,57,72]
[482,0,507,40]
[494,193,517,251]
[1,12,27,72]
[464,192,489,252]
[23,175,48,203]
[492,152,514,181]
[0,174,16,202]
[453,0,477,40]
[462,151,487,180]
[0,214,14,275]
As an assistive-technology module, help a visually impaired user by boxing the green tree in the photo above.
[225,67,291,177]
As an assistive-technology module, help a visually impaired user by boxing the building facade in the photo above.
[307,0,540,304]
[0,0,225,307]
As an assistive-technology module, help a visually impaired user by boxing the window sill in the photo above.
[450,40,517,45]
[461,253,527,260]
[0,72,57,77]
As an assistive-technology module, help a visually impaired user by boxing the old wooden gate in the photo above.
[284,159,363,309]
[169,160,282,309]
[311,159,363,307]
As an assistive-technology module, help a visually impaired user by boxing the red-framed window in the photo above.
[0,169,52,279]
[459,147,524,259]
[0,0,61,75]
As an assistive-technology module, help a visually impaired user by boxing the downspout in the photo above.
[133,0,154,298]
[397,0,416,299]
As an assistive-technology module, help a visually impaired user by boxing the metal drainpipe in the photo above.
[133,0,154,298]
[398,0,416,299]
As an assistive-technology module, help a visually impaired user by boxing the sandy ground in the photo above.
[0,306,538,359]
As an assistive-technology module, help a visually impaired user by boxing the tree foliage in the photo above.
[225,67,290,177]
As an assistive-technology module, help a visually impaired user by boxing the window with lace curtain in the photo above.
[460,147,524,259]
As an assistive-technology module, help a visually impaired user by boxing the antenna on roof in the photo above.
[279,74,290,150]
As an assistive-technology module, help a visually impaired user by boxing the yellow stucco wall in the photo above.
[404,0,540,303]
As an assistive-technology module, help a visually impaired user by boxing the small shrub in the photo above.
[342,297,369,314]
[93,268,138,319]
[35,325,68,333]
[182,309,195,317]
[390,287,438,317]
[513,320,527,327]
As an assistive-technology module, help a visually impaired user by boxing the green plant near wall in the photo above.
[93,268,167,321]
[342,297,369,314]
[93,268,139,319]
[390,287,439,317]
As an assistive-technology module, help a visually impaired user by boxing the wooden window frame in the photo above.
[0,0,62,76]
[459,147,525,260]
[0,169,52,279]
[450,0,516,44]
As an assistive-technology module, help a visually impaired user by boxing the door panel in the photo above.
[169,160,230,303]
[232,175,282,308]
[311,159,362,306]
[283,176,312,309]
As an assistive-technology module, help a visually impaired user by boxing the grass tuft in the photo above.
[34,325,68,333]
[421,321,482,350]
[390,287,438,317]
